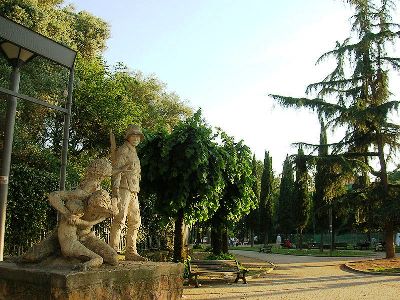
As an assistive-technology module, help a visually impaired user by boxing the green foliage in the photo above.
[210,131,256,254]
[244,155,260,236]
[6,164,58,254]
[140,111,224,223]
[206,252,235,260]
[218,132,256,222]
[0,0,110,56]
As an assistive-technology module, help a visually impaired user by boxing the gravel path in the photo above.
[183,250,400,300]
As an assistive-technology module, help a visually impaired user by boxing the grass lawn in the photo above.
[229,246,376,257]
[371,267,400,273]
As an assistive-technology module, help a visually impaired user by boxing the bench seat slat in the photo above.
[188,259,247,287]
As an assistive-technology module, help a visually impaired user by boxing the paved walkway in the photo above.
[183,250,400,300]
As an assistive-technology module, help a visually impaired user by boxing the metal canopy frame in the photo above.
[0,15,77,260]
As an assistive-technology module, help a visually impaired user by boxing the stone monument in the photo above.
[0,157,183,299]
[109,124,146,261]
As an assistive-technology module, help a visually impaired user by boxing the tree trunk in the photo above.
[173,209,185,262]
[222,226,228,253]
[385,222,395,259]
[196,225,202,245]
[377,134,394,259]
[250,229,254,247]
[263,231,269,247]
[211,215,222,255]
[319,232,324,252]
[298,229,303,250]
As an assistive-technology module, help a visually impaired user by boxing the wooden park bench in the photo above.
[354,242,370,250]
[307,243,321,249]
[259,245,273,253]
[187,259,248,287]
[334,242,348,250]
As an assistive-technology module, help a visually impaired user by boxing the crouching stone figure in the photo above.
[21,158,119,270]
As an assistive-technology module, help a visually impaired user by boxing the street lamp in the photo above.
[0,41,35,66]
[0,41,36,261]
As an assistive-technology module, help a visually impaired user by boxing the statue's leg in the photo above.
[125,193,146,261]
[109,188,130,251]
[81,234,118,266]
[19,229,59,262]
[62,240,103,270]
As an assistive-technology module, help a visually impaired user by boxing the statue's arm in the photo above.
[48,190,73,216]
[74,216,106,227]
[112,151,132,175]
[111,145,129,195]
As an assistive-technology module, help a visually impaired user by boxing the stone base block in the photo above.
[0,261,183,300]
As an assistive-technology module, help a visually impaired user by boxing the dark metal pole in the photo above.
[0,65,21,261]
[59,68,74,191]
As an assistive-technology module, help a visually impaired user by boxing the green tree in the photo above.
[72,60,192,157]
[313,119,329,250]
[270,0,400,258]
[259,151,273,245]
[139,111,224,261]
[277,156,295,235]
[1,0,193,253]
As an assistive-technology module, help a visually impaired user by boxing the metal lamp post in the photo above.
[0,42,35,261]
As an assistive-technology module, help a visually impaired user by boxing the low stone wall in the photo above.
[0,261,184,300]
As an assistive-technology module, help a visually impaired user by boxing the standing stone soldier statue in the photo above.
[109,125,146,261]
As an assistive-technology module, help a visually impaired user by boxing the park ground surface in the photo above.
[183,250,400,300]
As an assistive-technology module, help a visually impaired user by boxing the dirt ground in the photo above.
[347,257,400,273]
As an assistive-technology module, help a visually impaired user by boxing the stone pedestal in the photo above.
[0,261,183,300]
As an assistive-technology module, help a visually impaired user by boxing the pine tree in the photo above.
[270,0,400,258]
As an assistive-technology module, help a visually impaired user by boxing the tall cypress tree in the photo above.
[293,147,311,249]
[313,119,329,250]
[259,151,273,245]
[277,155,295,235]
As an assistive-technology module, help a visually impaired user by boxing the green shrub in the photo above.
[207,252,235,260]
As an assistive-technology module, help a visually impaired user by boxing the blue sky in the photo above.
[68,0,394,173]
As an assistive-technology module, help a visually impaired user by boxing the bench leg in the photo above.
[234,272,241,283]
[194,275,199,288]
[242,274,247,284]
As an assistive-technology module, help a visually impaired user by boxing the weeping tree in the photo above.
[210,132,256,255]
[270,0,400,258]
[139,111,225,262]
